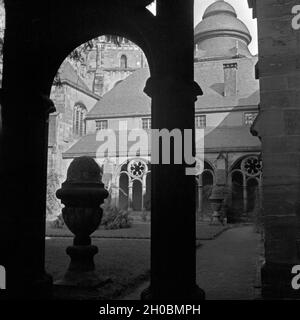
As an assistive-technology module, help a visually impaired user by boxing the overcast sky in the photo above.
[194,0,257,54]
[148,0,258,55]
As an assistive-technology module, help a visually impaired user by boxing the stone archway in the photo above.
[196,161,215,220]
[229,155,262,222]
[0,0,157,298]
[119,172,129,210]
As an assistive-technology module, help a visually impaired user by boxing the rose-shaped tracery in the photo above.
[127,160,147,178]
[241,156,262,177]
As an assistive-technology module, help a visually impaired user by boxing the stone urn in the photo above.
[209,185,225,225]
[56,156,109,287]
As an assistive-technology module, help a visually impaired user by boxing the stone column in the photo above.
[210,154,226,224]
[227,172,233,209]
[243,175,248,214]
[198,175,203,216]
[258,174,263,211]
[0,90,54,299]
[0,1,59,298]
[249,0,300,298]
[142,174,147,211]
[141,0,205,300]
[128,181,133,211]
[113,175,120,208]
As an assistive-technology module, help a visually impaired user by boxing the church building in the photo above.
[52,1,262,221]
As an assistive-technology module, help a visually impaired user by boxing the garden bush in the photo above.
[101,203,133,230]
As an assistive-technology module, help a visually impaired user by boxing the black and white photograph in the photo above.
[0,0,300,315]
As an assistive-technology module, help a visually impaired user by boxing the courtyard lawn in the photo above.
[46,221,228,240]
[46,237,150,300]
[45,222,229,299]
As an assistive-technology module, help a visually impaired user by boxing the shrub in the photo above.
[48,214,65,229]
[101,204,133,230]
[46,170,62,220]
[141,210,150,222]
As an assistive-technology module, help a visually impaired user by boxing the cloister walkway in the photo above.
[124,226,262,300]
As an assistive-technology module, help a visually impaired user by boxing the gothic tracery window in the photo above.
[73,103,87,137]
[241,156,262,177]
[127,159,148,179]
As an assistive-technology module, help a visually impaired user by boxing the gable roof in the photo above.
[58,61,100,99]
[87,56,259,119]
[87,68,151,119]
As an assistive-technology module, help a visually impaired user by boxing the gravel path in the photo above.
[196,226,262,300]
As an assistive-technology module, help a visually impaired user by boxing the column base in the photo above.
[261,262,300,299]
[141,284,205,300]
[55,271,110,288]
[56,245,109,288]
[210,212,222,225]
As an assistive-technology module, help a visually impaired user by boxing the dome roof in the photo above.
[203,0,237,19]
[194,1,252,60]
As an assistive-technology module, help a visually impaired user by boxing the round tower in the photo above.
[194,0,252,60]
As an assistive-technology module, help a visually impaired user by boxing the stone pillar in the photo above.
[0,91,54,298]
[112,175,120,207]
[198,175,203,216]
[128,182,133,211]
[258,174,263,211]
[249,0,300,298]
[210,154,226,224]
[142,174,147,211]
[141,0,205,300]
[0,1,58,298]
[227,172,233,208]
[243,175,248,214]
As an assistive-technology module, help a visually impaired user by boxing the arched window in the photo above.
[73,103,87,137]
[120,55,128,69]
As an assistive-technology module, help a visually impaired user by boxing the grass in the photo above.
[46,222,228,240]
[45,222,229,299]
[46,238,150,300]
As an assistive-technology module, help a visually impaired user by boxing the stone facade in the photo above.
[47,37,147,217]
[1,0,299,300]
[61,1,262,221]
[68,36,147,96]
[249,0,300,299]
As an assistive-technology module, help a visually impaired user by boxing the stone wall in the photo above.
[249,0,300,298]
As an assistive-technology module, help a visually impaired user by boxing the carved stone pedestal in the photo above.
[56,157,109,288]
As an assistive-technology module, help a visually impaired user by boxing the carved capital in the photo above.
[250,109,261,140]
[144,75,203,102]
